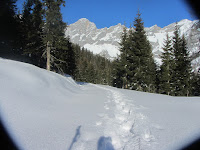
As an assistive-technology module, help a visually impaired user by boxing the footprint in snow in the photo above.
[96,121,102,126]
[121,121,134,132]
[152,124,164,130]
[115,114,126,123]
[120,101,126,106]
[116,104,123,111]
[115,100,120,104]
[142,129,155,142]
[98,113,106,118]
[136,113,146,120]
[104,105,109,110]
[122,107,130,114]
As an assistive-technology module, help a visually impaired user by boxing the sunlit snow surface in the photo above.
[0,58,200,150]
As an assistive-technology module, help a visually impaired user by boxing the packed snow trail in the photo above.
[93,85,158,150]
[1,58,200,150]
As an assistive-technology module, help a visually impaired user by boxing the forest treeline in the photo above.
[0,0,199,96]
[0,0,112,85]
[113,11,200,96]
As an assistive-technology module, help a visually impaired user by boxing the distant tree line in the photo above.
[112,11,200,96]
[73,44,112,85]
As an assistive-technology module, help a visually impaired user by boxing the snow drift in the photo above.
[0,58,200,150]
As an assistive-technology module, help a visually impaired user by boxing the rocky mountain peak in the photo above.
[73,18,97,31]
[65,18,200,71]
[146,24,161,33]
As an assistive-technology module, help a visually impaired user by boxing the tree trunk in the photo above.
[46,41,51,71]
[125,74,128,89]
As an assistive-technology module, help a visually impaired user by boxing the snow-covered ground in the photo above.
[0,58,200,150]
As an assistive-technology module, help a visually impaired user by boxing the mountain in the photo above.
[65,18,200,70]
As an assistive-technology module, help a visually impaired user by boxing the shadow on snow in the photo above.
[68,125,81,150]
[97,136,115,150]
[76,81,88,85]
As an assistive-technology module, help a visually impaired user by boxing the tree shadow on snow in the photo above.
[76,81,88,85]
[97,136,115,150]
[63,74,88,85]
[68,125,81,150]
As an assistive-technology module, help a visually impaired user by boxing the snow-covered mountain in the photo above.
[65,18,200,70]
[1,58,200,150]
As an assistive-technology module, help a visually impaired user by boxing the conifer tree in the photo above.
[160,34,174,95]
[43,0,66,71]
[112,10,157,92]
[111,26,129,88]
[172,24,183,95]
[56,37,76,76]
[191,69,200,96]
[180,35,192,96]
[21,0,45,67]
[119,26,130,88]
[128,10,157,92]
[29,0,45,67]
[172,25,192,96]
[73,44,112,85]
[112,58,123,88]
[0,0,20,59]
[20,0,33,49]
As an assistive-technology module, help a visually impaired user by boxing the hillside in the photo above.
[0,58,200,150]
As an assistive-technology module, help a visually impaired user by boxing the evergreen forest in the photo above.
[1,0,200,96]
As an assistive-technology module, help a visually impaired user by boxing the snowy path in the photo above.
[66,84,159,150]
[93,85,158,150]
[1,59,200,150]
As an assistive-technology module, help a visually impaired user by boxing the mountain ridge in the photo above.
[65,18,200,70]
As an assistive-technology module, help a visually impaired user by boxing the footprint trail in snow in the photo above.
[95,85,160,150]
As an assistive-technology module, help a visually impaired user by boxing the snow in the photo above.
[92,31,102,41]
[100,33,113,41]
[148,35,158,43]
[0,58,200,150]
[71,33,80,39]
[84,43,120,58]
[80,34,85,41]
[154,33,166,48]
[66,18,200,71]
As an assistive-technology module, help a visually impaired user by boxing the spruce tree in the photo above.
[73,44,112,85]
[172,24,183,95]
[118,26,129,88]
[20,0,33,51]
[56,36,76,76]
[29,0,45,67]
[0,0,20,59]
[43,0,66,71]
[160,34,174,95]
[21,0,45,67]
[128,10,156,92]
[191,69,200,96]
[112,58,124,88]
[172,25,192,96]
[180,35,192,96]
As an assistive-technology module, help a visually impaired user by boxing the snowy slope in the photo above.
[0,59,200,150]
[65,18,200,70]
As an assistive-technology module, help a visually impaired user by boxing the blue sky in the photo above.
[17,0,196,28]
